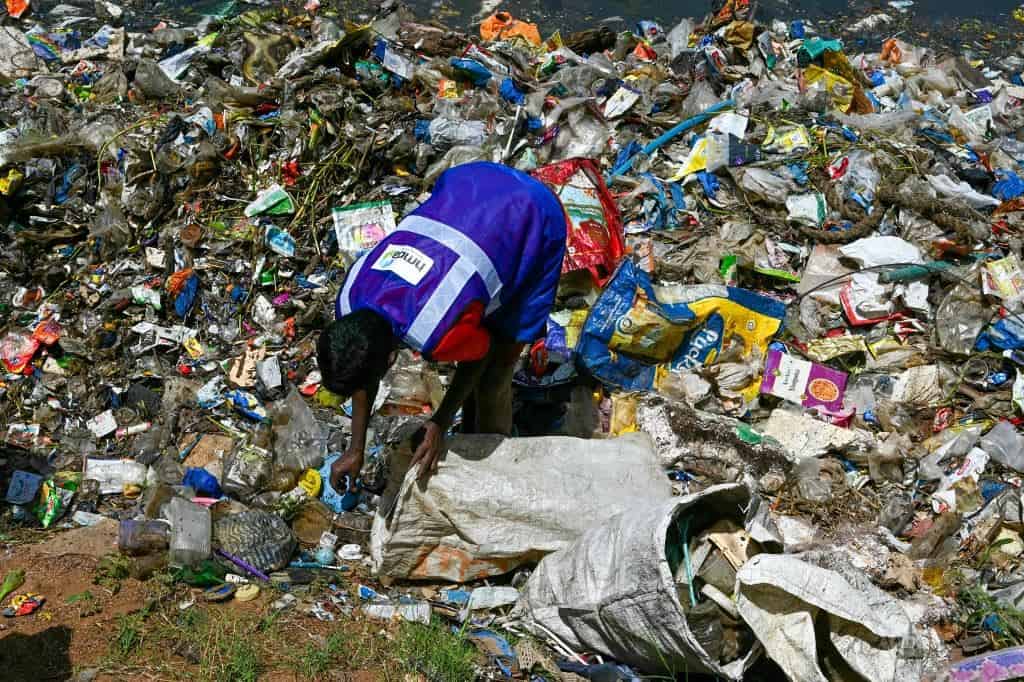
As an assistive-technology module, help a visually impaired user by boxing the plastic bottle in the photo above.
[467,586,520,609]
[84,459,148,495]
[163,497,212,568]
[795,458,832,502]
[129,553,169,581]
[142,483,175,519]
[118,519,171,555]
[362,601,431,624]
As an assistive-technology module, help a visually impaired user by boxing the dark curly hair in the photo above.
[317,309,397,397]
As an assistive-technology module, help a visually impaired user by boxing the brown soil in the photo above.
[0,521,150,680]
[0,523,397,682]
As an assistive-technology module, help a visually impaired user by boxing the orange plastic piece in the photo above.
[32,319,61,346]
[479,11,541,46]
[166,268,195,296]
[881,38,902,64]
[6,0,28,19]
[632,42,658,61]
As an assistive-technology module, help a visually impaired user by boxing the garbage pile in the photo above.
[5,0,1024,678]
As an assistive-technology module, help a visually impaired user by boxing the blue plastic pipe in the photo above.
[606,98,735,183]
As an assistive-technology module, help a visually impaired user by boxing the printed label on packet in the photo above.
[760,348,848,415]
[371,245,434,285]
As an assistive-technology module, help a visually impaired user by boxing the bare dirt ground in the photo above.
[0,522,454,681]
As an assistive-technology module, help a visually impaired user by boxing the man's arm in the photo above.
[409,358,488,478]
[330,383,378,491]
[433,358,488,430]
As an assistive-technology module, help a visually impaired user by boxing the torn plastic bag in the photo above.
[666,18,693,59]
[221,445,273,502]
[736,553,930,682]
[975,312,1024,352]
[514,484,760,679]
[639,172,687,229]
[836,150,880,208]
[423,144,485,185]
[981,420,1024,473]
[839,233,921,266]
[729,167,798,206]
[834,109,919,135]
[936,274,993,355]
[938,646,1024,681]
[927,174,1000,209]
[531,158,625,285]
[380,349,443,411]
[758,408,873,462]
[0,27,41,81]
[271,388,327,472]
[371,431,672,582]
[424,116,488,151]
[577,261,785,400]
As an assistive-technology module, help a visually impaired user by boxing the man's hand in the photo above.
[330,449,364,492]
[409,421,444,480]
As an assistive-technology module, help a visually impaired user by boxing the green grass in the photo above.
[94,552,131,595]
[95,576,485,680]
[292,632,348,678]
[396,619,478,681]
[150,607,270,682]
[957,584,1024,649]
[111,613,144,660]
[66,590,102,617]
[224,636,260,682]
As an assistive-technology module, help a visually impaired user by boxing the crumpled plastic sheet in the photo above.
[514,484,759,679]
[729,166,797,206]
[271,387,327,472]
[927,173,1001,209]
[758,408,874,462]
[736,553,936,682]
[935,276,993,356]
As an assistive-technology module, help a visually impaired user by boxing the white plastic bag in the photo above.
[839,235,924,267]
[927,174,1000,209]
[667,18,694,59]
[371,432,672,581]
[736,553,929,682]
[515,484,759,679]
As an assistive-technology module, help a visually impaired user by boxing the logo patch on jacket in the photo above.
[371,245,434,285]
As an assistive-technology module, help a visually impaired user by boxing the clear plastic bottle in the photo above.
[118,519,170,556]
[163,497,211,568]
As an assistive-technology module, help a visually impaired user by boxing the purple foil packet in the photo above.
[761,348,848,415]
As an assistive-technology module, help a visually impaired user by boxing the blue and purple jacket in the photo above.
[335,162,567,359]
